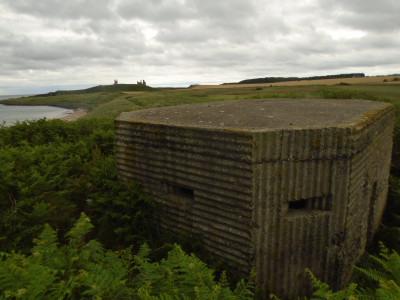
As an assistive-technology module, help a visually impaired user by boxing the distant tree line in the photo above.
[224,73,365,85]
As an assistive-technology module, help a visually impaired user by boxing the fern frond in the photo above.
[81,261,133,299]
[79,239,106,263]
[0,253,56,299]
[305,268,331,298]
[233,268,255,300]
[32,223,58,263]
[218,271,229,288]
[355,266,390,283]
[353,287,376,300]
[306,268,358,299]
[357,242,400,287]
[375,279,400,299]
[136,243,152,263]
[66,212,94,248]
[156,293,192,300]
[132,243,253,299]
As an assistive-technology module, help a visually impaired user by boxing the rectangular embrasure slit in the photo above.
[289,199,307,209]
[172,185,194,200]
[288,195,332,212]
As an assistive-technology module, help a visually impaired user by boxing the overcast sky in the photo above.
[1,0,399,94]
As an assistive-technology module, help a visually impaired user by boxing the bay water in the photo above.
[0,95,73,126]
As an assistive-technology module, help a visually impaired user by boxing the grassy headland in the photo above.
[2,77,400,119]
[1,78,400,298]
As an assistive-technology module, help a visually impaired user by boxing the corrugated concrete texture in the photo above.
[115,99,395,298]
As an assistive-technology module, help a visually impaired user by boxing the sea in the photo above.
[0,95,74,126]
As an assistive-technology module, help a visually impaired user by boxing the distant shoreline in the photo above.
[0,103,77,126]
[0,94,35,101]
[0,95,89,122]
[0,101,80,110]
[0,101,89,125]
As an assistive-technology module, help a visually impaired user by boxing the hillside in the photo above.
[35,83,154,97]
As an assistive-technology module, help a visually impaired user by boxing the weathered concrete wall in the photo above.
[116,122,254,268]
[251,116,394,296]
[115,99,395,298]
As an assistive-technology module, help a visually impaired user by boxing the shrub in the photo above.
[0,118,155,253]
[0,213,134,299]
[0,214,254,299]
[354,242,400,299]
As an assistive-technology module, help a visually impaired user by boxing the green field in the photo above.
[3,84,400,119]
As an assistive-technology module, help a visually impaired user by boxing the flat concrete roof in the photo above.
[117,99,393,130]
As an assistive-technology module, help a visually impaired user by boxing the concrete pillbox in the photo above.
[115,99,395,298]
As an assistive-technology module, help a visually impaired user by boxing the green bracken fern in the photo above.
[0,213,254,299]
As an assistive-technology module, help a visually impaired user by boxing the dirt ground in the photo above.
[60,108,88,121]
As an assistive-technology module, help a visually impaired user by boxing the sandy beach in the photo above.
[59,108,88,121]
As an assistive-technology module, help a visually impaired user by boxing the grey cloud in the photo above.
[320,0,400,32]
[2,34,134,74]
[189,0,257,20]
[117,0,262,45]
[116,0,257,23]
[354,33,400,50]
[157,26,210,44]
[156,20,257,45]
[0,13,148,76]
[179,44,257,68]
[3,0,115,20]
[1,0,399,93]
[322,0,399,15]
[116,0,192,23]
